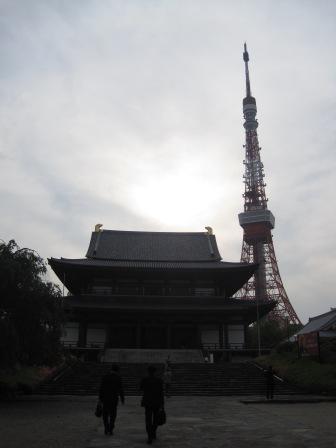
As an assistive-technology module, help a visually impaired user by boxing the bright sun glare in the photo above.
[130,171,220,227]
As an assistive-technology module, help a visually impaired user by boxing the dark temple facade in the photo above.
[49,227,275,359]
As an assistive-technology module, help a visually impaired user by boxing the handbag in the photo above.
[95,401,103,418]
[157,408,166,426]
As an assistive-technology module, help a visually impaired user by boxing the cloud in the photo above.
[0,1,335,323]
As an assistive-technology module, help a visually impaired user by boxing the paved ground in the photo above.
[1,395,336,448]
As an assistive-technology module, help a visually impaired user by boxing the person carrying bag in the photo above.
[98,365,125,435]
[156,407,166,426]
[140,365,165,444]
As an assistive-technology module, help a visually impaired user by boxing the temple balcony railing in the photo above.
[201,343,271,354]
[61,340,105,349]
[202,342,245,351]
[79,286,218,297]
[61,341,270,352]
[73,295,233,307]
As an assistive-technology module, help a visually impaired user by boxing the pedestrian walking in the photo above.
[163,367,172,397]
[204,349,210,363]
[264,365,275,400]
[140,365,165,444]
[165,355,171,370]
[99,364,125,435]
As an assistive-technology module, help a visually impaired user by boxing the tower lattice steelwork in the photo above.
[237,44,301,326]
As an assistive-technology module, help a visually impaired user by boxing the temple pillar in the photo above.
[219,323,224,349]
[196,324,202,348]
[78,320,87,348]
[223,324,229,348]
[223,323,230,361]
[136,322,142,348]
[166,324,171,349]
[104,323,108,348]
[244,324,248,348]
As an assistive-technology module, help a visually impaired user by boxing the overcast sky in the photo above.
[1,0,335,323]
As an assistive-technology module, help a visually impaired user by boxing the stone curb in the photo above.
[241,397,336,404]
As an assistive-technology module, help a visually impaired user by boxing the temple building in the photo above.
[49,227,274,359]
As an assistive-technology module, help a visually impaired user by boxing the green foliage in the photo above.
[248,319,288,348]
[320,338,336,363]
[247,318,302,349]
[276,341,297,354]
[0,366,54,397]
[257,352,336,394]
[0,239,63,367]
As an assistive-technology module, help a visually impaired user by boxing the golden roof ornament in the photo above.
[205,226,213,235]
[94,223,103,232]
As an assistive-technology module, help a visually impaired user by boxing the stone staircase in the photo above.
[170,363,298,396]
[37,362,162,396]
[102,349,204,363]
[37,361,301,396]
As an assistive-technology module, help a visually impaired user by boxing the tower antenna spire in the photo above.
[237,44,301,327]
[243,42,251,97]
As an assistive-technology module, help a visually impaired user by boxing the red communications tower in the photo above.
[238,44,301,326]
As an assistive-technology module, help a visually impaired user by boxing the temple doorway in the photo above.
[109,325,136,348]
[141,326,166,348]
[172,325,199,349]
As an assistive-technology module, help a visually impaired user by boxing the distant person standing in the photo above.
[204,349,210,363]
[140,366,165,444]
[264,365,275,400]
[99,365,125,435]
[163,367,172,398]
[165,355,171,370]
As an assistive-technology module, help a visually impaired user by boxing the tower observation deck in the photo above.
[237,43,301,326]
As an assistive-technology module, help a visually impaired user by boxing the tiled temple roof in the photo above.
[48,229,258,296]
[50,258,249,270]
[85,230,221,262]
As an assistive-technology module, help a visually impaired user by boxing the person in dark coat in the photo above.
[163,367,172,398]
[140,365,164,444]
[264,365,275,400]
[99,365,125,435]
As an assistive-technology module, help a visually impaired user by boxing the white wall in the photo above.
[61,322,79,345]
[200,324,219,346]
[227,324,245,348]
[87,324,106,348]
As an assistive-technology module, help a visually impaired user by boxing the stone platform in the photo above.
[1,395,336,448]
[102,349,204,363]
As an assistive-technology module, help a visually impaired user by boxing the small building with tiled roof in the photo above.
[297,308,336,360]
[49,227,275,359]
